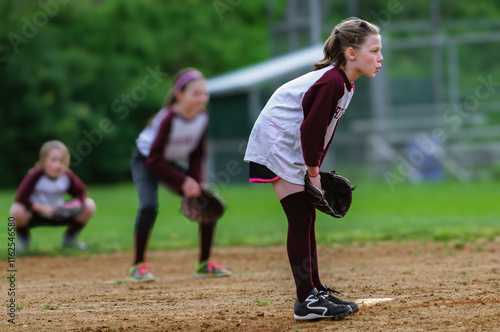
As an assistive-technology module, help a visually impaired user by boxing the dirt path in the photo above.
[3,241,499,331]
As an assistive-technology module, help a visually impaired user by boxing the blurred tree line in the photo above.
[1,0,499,189]
[0,0,270,188]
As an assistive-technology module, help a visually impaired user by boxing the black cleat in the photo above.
[319,284,359,313]
[294,288,352,321]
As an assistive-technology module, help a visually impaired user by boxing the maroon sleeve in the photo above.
[146,111,187,192]
[300,70,345,167]
[66,169,88,203]
[187,128,208,183]
[14,168,44,210]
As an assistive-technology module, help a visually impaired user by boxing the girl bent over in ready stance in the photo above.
[245,18,383,321]
[129,68,231,282]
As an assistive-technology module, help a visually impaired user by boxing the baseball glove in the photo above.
[53,200,83,221]
[304,171,356,218]
[181,187,225,224]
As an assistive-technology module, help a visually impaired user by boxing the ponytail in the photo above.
[314,17,380,71]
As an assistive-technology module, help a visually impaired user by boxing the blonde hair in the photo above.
[32,140,70,172]
[314,17,380,71]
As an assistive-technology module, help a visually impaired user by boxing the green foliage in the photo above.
[1,0,500,188]
[0,0,269,188]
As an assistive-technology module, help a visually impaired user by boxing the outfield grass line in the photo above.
[1,181,499,258]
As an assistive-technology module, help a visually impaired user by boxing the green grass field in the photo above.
[1,181,499,258]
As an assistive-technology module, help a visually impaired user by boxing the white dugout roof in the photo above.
[207,44,324,96]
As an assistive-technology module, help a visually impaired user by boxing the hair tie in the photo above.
[174,70,203,92]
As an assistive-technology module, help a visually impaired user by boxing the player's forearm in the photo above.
[31,203,43,212]
[31,202,52,213]
[307,166,320,177]
[146,156,186,192]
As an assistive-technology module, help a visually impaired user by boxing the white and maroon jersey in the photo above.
[136,107,208,192]
[244,65,354,185]
[15,168,87,210]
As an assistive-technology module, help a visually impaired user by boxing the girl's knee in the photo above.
[84,198,96,214]
[9,203,32,228]
[134,205,158,233]
[139,205,158,219]
[76,198,96,223]
[9,203,23,217]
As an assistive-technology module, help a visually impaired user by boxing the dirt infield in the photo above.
[4,241,499,331]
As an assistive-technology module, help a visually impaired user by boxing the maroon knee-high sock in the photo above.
[199,223,215,263]
[280,191,315,301]
[308,204,323,289]
[16,226,30,239]
[65,221,85,238]
[134,232,150,265]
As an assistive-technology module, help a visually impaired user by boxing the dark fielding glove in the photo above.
[304,171,356,218]
[53,200,83,221]
[181,186,226,224]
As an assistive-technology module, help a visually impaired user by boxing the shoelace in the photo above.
[136,263,152,275]
[323,285,344,297]
[207,261,224,274]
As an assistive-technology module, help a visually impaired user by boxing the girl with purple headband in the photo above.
[129,68,231,281]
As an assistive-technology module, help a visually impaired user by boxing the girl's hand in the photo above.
[33,203,55,219]
[182,176,202,198]
[307,166,322,191]
[309,173,322,192]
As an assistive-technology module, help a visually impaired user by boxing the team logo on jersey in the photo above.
[333,106,345,120]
